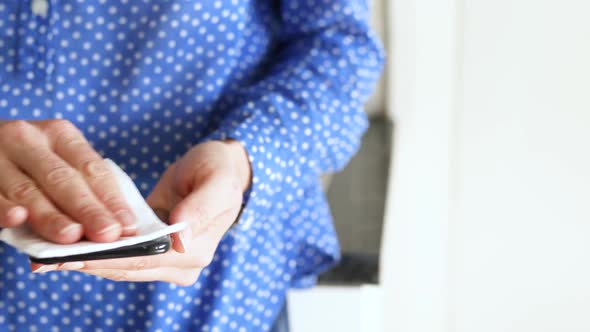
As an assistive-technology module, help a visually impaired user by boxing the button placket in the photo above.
[44,0,58,85]
[18,0,52,79]
[31,0,49,18]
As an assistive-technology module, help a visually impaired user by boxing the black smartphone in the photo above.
[29,236,172,264]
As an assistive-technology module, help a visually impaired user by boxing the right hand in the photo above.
[0,120,137,244]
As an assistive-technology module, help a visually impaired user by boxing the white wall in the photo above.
[381,0,455,330]
[382,0,590,331]
[456,0,590,331]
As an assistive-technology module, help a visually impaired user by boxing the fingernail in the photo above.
[178,226,193,253]
[33,264,59,273]
[6,206,27,221]
[95,219,121,235]
[59,262,85,270]
[175,235,186,254]
[58,223,83,236]
[116,211,137,231]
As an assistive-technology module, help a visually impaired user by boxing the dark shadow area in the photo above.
[319,115,392,285]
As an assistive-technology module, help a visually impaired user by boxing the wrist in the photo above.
[223,139,252,193]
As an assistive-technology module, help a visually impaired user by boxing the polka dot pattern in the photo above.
[0,0,384,330]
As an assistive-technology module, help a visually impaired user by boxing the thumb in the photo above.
[146,161,182,213]
[168,176,242,252]
[146,164,185,252]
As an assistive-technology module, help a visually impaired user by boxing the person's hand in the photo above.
[39,140,252,285]
[0,120,137,244]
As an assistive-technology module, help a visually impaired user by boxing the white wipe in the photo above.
[0,159,187,259]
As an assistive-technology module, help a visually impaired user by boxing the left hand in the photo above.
[31,140,252,286]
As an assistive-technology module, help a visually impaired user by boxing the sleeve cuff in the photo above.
[203,109,288,228]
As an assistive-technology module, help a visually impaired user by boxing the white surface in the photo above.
[381,0,456,330]
[382,0,590,331]
[0,159,187,258]
[288,285,382,332]
[456,0,590,331]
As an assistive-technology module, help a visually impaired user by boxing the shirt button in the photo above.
[31,0,49,18]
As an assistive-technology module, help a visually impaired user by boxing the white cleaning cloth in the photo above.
[0,159,187,259]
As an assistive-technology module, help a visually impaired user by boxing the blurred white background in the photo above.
[291,0,590,331]
[383,0,590,332]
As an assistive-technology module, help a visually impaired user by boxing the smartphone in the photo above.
[29,236,172,265]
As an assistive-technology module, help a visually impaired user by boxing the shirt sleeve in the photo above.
[207,0,385,224]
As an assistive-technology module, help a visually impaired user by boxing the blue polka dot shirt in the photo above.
[0,0,384,331]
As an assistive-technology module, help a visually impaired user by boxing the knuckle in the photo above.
[39,213,75,240]
[189,159,217,184]
[45,165,77,186]
[43,213,69,229]
[7,120,32,132]
[195,157,216,174]
[44,119,76,137]
[75,202,106,220]
[130,257,152,271]
[0,120,35,144]
[45,120,84,147]
[7,180,40,202]
[98,191,126,211]
[103,270,130,282]
[83,159,111,179]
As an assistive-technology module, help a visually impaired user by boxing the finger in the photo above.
[30,260,200,286]
[171,205,239,258]
[30,263,59,273]
[169,176,242,236]
[146,164,183,251]
[145,162,181,213]
[63,249,191,271]
[0,159,83,243]
[56,209,237,283]
[76,267,201,286]
[80,159,138,237]
[0,195,27,228]
[61,208,236,271]
[44,120,137,235]
[5,147,121,242]
[65,254,161,271]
